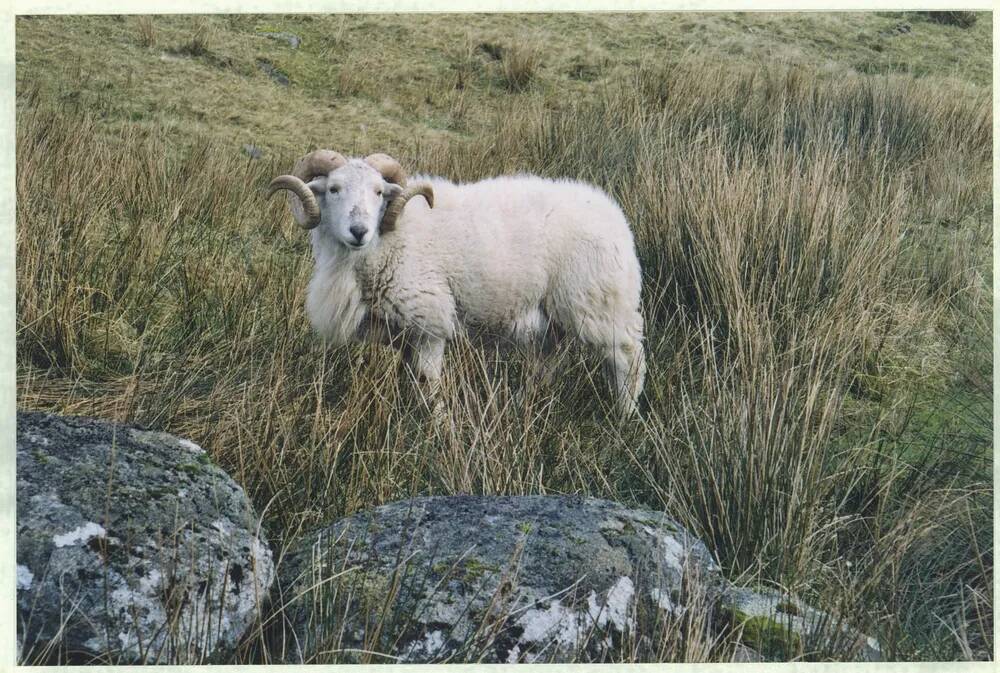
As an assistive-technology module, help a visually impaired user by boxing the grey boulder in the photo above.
[275,495,883,663]
[275,495,725,663]
[16,411,274,664]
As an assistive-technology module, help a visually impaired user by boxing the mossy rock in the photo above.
[16,411,274,665]
[719,587,881,662]
[275,495,723,663]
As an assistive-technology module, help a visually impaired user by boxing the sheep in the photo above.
[268,150,646,417]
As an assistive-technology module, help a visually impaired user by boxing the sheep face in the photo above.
[309,160,403,250]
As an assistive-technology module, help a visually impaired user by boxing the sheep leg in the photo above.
[571,310,646,417]
[512,307,558,412]
[549,286,646,416]
[513,307,561,401]
[524,341,560,391]
[401,337,447,420]
[603,335,646,418]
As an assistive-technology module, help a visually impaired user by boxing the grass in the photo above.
[14,13,992,155]
[135,16,156,49]
[14,12,992,664]
[499,42,540,92]
[172,19,212,58]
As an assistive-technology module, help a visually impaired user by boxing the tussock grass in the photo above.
[135,16,156,48]
[16,53,991,663]
[499,42,540,92]
[175,18,212,57]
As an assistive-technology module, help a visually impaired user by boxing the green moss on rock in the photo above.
[725,607,802,660]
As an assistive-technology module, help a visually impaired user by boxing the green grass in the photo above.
[15,12,992,664]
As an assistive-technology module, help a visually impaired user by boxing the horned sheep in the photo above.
[268,150,646,416]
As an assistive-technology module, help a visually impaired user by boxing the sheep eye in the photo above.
[376,189,383,196]
[329,186,340,194]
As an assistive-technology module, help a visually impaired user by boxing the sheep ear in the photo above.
[286,178,326,226]
[382,182,404,200]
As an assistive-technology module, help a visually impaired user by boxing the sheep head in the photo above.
[268,150,434,245]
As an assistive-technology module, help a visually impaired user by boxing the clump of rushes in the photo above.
[136,16,156,48]
[499,42,539,92]
[176,18,211,57]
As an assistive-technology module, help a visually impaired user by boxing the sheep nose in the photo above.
[349,225,367,243]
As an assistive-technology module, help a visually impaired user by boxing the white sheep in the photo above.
[268,150,646,416]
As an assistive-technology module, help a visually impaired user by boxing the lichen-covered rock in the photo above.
[275,495,725,663]
[720,586,882,662]
[16,411,274,665]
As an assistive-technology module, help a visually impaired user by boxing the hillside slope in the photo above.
[15,12,992,158]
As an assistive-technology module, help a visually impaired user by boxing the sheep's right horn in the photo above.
[270,149,348,229]
[268,175,321,229]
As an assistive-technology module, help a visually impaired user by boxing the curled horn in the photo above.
[364,153,433,232]
[267,149,347,229]
[381,183,435,232]
[364,153,407,187]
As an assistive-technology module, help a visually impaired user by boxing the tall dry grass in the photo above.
[16,60,992,662]
[499,42,540,92]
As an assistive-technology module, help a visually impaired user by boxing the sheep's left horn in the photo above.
[381,183,434,232]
